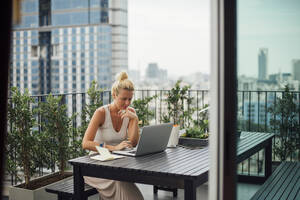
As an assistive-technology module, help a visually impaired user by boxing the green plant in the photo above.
[268,85,300,161]
[73,81,103,157]
[7,87,38,188]
[162,80,194,128]
[184,126,209,139]
[193,104,209,132]
[39,94,74,176]
[132,95,157,126]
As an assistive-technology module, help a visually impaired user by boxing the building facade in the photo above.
[146,63,168,81]
[10,0,128,95]
[258,48,268,80]
[293,59,300,82]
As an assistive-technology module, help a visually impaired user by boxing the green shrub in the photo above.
[7,87,38,188]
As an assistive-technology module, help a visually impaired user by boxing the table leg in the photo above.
[265,140,272,179]
[73,165,85,200]
[184,180,196,200]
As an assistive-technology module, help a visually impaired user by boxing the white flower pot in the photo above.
[9,173,72,200]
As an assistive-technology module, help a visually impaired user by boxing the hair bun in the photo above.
[117,71,128,81]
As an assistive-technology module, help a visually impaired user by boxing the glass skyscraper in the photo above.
[258,48,268,81]
[10,0,128,95]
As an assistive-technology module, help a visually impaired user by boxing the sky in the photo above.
[128,0,210,78]
[128,0,300,79]
[238,0,300,77]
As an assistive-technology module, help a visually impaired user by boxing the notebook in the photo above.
[90,146,125,161]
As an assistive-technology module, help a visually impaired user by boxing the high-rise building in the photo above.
[146,63,159,79]
[10,0,128,95]
[258,48,268,80]
[146,63,168,81]
[292,59,300,81]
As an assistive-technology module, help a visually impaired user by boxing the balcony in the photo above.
[4,88,300,199]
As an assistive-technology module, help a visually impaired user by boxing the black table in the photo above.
[69,147,209,200]
[69,132,274,200]
[237,132,274,183]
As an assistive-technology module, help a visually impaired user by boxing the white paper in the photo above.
[92,146,125,161]
[91,154,124,161]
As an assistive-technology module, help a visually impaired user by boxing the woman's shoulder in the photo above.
[95,106,107,115]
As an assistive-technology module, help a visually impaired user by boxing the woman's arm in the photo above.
[82,108,105,152]
[121,107,140,147]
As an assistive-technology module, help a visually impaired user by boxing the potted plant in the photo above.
[38,93,74,176]
[132,95,157,127]
[162,80,193,128]
[8,89,75,200]
[161,80,194,147]
[7,87,38,190]
[268,85,300,162]
[179,104,210,147]
[73,81,103,157]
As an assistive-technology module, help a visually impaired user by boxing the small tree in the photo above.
[162,80,194,128]
[39,94,74,176]
[193,104,209,132]
[73,81,103,157]
[132,95,157,126]
[7,87,38,188]
[268,85,300,161]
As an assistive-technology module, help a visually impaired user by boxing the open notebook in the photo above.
[91,146,125,161]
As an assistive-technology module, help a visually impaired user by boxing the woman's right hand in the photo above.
[114,141,132,151]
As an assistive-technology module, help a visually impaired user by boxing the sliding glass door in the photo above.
[210,0,300,199]
[236,0,300,199]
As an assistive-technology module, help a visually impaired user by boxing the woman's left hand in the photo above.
[118,108,138,120]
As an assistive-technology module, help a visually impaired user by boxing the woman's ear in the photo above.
[112,92,116,99]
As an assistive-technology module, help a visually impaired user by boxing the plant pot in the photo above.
[9,172,72,200]
[178,137,209,147]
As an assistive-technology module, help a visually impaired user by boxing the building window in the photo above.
[31,45,38,57]
[51,44,59,57]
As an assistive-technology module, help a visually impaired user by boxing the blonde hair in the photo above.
[111,71,134,96]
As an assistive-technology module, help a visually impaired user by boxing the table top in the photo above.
[69,132,274,182]
[237,132,274,162]
[69,146,209,180]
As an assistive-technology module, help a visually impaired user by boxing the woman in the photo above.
[82,72,144,200]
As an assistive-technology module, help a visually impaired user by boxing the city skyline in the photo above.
[128,0,210,77]
[238,0,300,77]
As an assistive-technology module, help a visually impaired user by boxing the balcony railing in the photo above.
[5,89,300,185]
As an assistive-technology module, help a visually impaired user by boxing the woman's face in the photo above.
[113,89,133,110]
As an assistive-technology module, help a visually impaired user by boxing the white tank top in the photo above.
[93,105,129,146]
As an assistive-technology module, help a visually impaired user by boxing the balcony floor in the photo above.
[2,181,260,200]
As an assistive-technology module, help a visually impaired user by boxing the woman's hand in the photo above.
[118,108,138,120]
[114,140,132,151]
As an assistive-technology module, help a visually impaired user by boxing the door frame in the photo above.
[209,0,237,199]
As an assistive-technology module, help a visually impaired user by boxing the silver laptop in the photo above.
[112,123,173,157]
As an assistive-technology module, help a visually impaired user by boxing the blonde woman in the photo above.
[82,72,144,200]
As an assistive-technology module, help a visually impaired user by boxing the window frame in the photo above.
[209,0,237,199]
